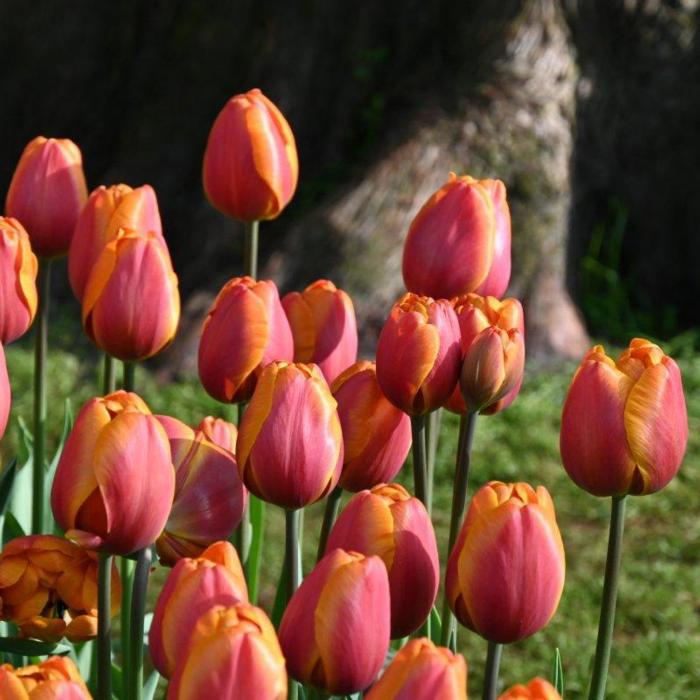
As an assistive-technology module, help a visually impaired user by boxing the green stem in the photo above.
[410,415,428,506]
[123,362,136,392]
[246,495,266,604]
[588,495,627,700]
[425,407,443,514]
[234,403,252,567]
[103,354,116,394]
[243,220,259,279]
[316,486,342,562]
[32,258,51,534]
[97,553,113,700]
[482,642,503,700]
[127,547,152,700]
[284,508,301,700]
[120,558,134,674]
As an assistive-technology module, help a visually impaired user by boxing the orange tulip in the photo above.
[203,88,298,221]
[499,677,561,700]
[0,535,120,642]
[5,137,88,258]
[365,638,467,700]
[0,217,38,344]
[0,343,9,440]
[51,391,175,556]
[82,228,180,361]
[560,338,688,496]
[197,416,238,454]
[282,280,358,384]
[3,657,91,699]
[68,183,162,301]
[167,603,287,700]
[198,277,293,403]
[446,482,565,644]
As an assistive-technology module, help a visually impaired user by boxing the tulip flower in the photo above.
[402,173,511,299]
[499,678,562,700]
[325,484,439,637]
[0,217,38,344]
[364,638,467,700]
[203,88,298,222]
[199,276,294,403]
[69,183,163,301]
[446,481,565,644]
[197,416,237,454]
[331,361,411,491]
[0,344,9,440]
[150,541,248,679]
[282,280,358,383]
[5,137,88,258]
[237,362,343,509]
[4,657,92,698]
[51,391,175,556]
[81,228,180,361]
[155,416,247,566]
[0,535,120,642]
[167,603,287,700]
[560,338,688,496]
[279,548,391,695]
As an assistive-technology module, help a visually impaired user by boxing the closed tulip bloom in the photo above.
[69,183,163,301]
[402,174,511,299]
[499,678,561,700]
[376,294,461,415]
[325,484,439,638]
[331,362,411,491]
[203,88,298,221]
[560,338,688,496]
[150,541,248,679]
[51,391,175,556]
[0,217,38,344]
[82,228,180,361]
[155,416,247,566]
[197,416,237,454]
[446,482,565,644]
[365,638,467,700]
[5,137,88,258]
[167,603,287,700]
[282,280,358,383]
[279,549,391,695]
[6,657,92,699]
[199,276,293,403]
[0,344,9,440]
[237,362,343,509]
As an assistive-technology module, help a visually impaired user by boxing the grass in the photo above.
[1,326,698,699]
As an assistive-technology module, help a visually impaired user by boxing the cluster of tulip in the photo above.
[0,85,688,700]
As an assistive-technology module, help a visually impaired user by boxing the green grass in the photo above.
[1,336,698,699]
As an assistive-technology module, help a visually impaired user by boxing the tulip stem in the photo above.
[123,362,136,392]
[410,415,428,506]
[127,547,152,700]
[120,558,134,676]
[31,258,51,534]
[588,495,627,700]
[316,486,343,562]
[425,407,443,514]
[97,552,113,700]
[235,402,253,568]
[103,354,116,394]
[285,508,302,600]
[441,412,478,648]
[243,220,259,279]
[482,641,502,700]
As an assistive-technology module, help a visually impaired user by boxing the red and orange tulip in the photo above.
[279,548,391,695]
[0,217,38,344]
[5,137,88,258]
[325,484,439,638]
[331,361,411,491]
[402,173,511,299]
[446,481,565,644]
[237,362,343,509]
[203,88,298,222]
[167,603,287,700]
[560,338,688,496]
[282,279,358,383]
[198,277,293,403]
[0,344,9,440]
[197,416,238,454]
[149,541,248,679]
[365,638,467,700]
[1,657,92,699]
[499,677,562,700]
[376,293,461,415]
[51,391,175,556]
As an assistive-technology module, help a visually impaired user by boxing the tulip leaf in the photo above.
[111,661,124,698]
[0,458,18,515]
[143,669,161,700]
[271,565,289,628]
[247,495,266,604]
[552,647,565,696]
[3,511,26,546]
[8,417,34,534]
[73,641,94,686]
[428,605,442,644]
[0,637,72,656]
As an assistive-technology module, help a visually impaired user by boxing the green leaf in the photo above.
[143,669,161,700]
[8,417,35,534]
[0,637,72,656]
[0,458,18,515]
[246,495,266,604]
[3,511,26,545]
[111,661,123,698]
[74,641,94,685]
[271,565,289,628]
[428,605,442,644]
[552,647,564,696]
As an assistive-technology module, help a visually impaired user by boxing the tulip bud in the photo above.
[203,88,298,221]
[279,549,391,695]
[325,484,439,638]
[402,173,511,299]
[376,293,461,415]
[150,541,248,679]
[331,362,411,491]
[446,481,565,644]
[167,603,287,700]
[51,391,175,556]
[0,344,9,440]
[237,362,343,509]
[69,183,162,301]
[0,217,38,344]
[197,416,238,454]
[5,137,88,258]
[499,677,562,700]
[155,416,247,566]
[81,228,180,361]
[560,338,688,496]
[0,535,120,642]
[6,657,91,699]
[282,280,358,384]
[199,277,293,403]
[365,638,467,700]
